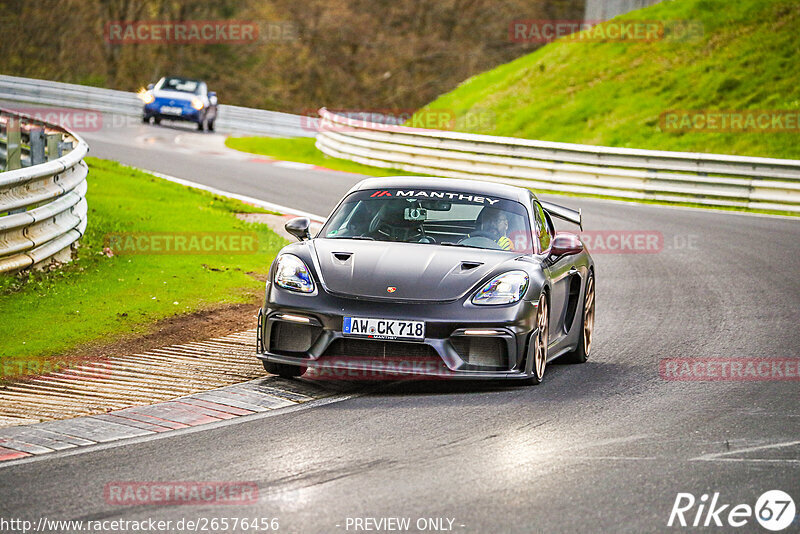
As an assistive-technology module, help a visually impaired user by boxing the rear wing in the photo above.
[540,200,582,230]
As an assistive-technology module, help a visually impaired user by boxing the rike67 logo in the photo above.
[668,490,796,531]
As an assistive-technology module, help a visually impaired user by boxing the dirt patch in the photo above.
[66,302,261,362]
[0,302,262,387]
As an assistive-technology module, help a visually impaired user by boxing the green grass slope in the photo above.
[415,0,800,159]
[0,158,286,376]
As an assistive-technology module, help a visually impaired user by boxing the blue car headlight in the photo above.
[274,254,315,293]
[472,271,529,305]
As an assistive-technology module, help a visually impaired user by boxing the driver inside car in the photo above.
[477,208,515,250]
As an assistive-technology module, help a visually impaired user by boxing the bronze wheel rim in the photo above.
[583,276,595,356]
[535,296,549,379]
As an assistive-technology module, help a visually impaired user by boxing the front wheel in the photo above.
[528,294,549,385]
[563,273,594,364]
[207,120,215,132]
[262,360,306,379]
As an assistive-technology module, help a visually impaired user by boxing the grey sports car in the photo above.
[256,177,595,384]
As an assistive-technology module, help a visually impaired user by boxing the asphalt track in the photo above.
[0,110,798,533]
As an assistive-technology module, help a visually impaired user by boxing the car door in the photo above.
[533,200,571,343]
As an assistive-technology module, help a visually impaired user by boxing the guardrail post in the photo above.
[57,140,73,157]
[6,117,21,171]
[29,127,46,165]
[46,133,61,161]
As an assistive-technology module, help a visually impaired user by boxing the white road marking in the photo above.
[691,439,800,461]
[274,161,316,170]
[133,167,327,222]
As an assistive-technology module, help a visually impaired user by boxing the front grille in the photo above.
[269,321,322,354]
[323,338,439,360]
[450,337,508,369]
[319,338,448,375]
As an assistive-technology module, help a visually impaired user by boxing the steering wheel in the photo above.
[457,235,502,250]
[468,230,495,239]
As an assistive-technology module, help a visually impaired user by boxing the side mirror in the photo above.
[208,91,217,105]
[147,83,154,90]
[550,232,583,257]
[285,217,311,241]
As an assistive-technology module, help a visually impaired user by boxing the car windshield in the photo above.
[155,77,200,94]
[321,189,533,253]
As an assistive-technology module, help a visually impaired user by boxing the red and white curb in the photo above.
[246,156,351,174]
[0,372,347,464]
[0,328,355,463]
[0,166,338,464]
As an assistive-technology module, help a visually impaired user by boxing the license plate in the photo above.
[160,106,183,115]
[343,317,425,341]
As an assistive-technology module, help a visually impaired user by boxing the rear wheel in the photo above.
[262,360,306,379]
[197,118,206,131]
[153,117,161,125]
[529,294,549,385]
[563,273,594,363]
[207,119,215,132]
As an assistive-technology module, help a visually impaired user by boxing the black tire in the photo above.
[207,120,215,132]
[142,116,149,124]
[262,360,306,379]
[562,273,595,364]
[528,293,549,385]
[197,119,205,131]
[153,117,161,125]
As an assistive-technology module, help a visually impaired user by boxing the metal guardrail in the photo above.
[0,108,88,273]
[0,75,315,138]
[315,108,800,213]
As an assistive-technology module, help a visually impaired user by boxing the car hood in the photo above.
[311,239,523,301]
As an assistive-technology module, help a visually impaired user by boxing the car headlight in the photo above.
[141,92,155,104]
[472,271,529,305]
[274,254,315,293]
[191,97,204,110]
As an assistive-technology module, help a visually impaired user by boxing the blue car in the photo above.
[141,76,218,131]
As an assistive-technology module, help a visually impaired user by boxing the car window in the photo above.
[321,189,533,253]
[533,201,552,252]
[155,77,200,94]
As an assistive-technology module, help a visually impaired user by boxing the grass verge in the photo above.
[225,136,412,176]
[0,157,287,380]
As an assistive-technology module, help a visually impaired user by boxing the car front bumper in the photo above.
[143,103,203,123]
[256,283,540,380]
